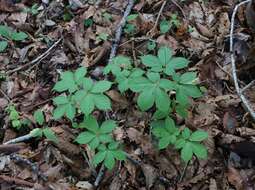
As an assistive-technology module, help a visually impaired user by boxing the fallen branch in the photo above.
[7,38,62,75]
[230,0,255,120]
[4,134,33,145]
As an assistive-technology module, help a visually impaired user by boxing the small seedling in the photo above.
[75,115,126,169]
[23,4,40,15]
[93,141,126,170]
[151,117,208,162]
[0,25,28,52]
[96,33,109,43]
[102,12,113,22]
[6,105,22,129]
[159,13,181,34]
[53,67,112,119]
[147,40,156,51]
[84,18,93,27]
[124,14,138,35]
[30,109,58,143]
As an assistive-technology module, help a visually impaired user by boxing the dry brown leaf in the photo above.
[141,164,158,189]
[227,167,245,190]
[76,181,93,190]
[109,176,122,190]
[156,35,179,53]
[106,90,129,109]
[209,178,217,190]
[126,127,142,144]
[223,111,238,134]
[0,0,20,12]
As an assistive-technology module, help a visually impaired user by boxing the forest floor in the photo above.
[1,0,255,189]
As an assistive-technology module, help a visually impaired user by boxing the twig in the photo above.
[81,149,97,176]
[94,164,105,187]
[94,0,135,186]
[147,0,167,37]
[178,160,189,182]
[10,153,47,181]
[170,0,186,20]
[241,80,255,93]
[108,0,135,65]
[7,38,62,75]
[0,175,34,187]
[119,36,151,47]
[3,134,33,145]
[230,0,255,120]
[0,88,11,102]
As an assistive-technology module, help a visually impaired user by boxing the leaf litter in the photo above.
[0,0,255,189]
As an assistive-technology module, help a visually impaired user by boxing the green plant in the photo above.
[84,18,93,27]
[103,46,207,162]
[0,25,28,52]
[6,105,22,129]
[124,14,138,35]
[102,12,113,22]
[147,40,156,51]
[30,109,58,143]
[52,67,126,170]
[151,117,208,162]
[96,33,109,43]
[93,141,126,170]
[159,13,181,34]
[52,46,207,168]
[23,4,40,15]
[74,115,126,169]
[75,115,116,149]
[53,67,112,119]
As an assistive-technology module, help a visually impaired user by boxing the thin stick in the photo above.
[147,0,167,37]
[94,164,105,187]
[3,134,33,145]
[94,0,135,186]
[81,149,97,176]
[0,88,11,102]
[108,0,135,65]
[230,0,255,120]
[170,0,186,19]
[241,80,255,93]
[178,160,189,182]
[7,38,62,75]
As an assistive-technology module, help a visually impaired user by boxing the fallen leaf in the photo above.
[227,167,245,190]
[141,164,158,189]
[76,181,93,190]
